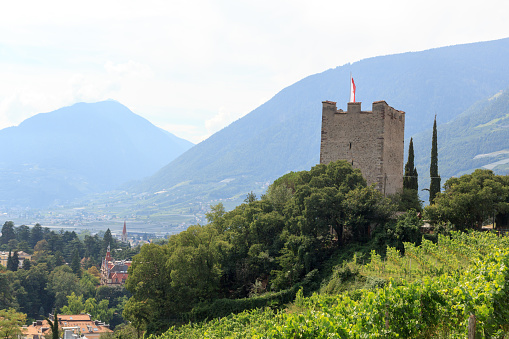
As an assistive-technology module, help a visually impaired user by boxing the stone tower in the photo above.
[320,100,405,196]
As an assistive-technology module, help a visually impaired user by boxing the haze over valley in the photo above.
[1,38,509,234]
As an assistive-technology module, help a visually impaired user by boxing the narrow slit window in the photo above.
[349,142,352,149]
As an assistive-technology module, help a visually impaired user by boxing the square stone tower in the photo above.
[320,101,405,196]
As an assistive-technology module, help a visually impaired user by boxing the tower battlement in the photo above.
[320,100,405,195]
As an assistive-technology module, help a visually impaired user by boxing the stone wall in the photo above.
[320,100,405,195]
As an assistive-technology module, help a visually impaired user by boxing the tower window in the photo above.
[349,142,352,149]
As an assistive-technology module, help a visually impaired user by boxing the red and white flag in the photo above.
[350,76,356,102]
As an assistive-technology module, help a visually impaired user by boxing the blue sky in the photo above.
[1,0,509,143]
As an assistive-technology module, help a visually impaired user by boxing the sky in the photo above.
[1,0,509,144]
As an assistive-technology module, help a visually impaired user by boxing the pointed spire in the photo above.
[105,243,112,262]
[122,220,128,243]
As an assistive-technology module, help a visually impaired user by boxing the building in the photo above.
[121,221,127,243]
[100,245,131,286]
[320,100,405,196]
[0,251,32,268]
[21,313,112,339]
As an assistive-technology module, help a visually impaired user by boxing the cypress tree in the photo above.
[429,115,441,204]
[45,312,59,339]
[6,250,13,270]
[401,138,421,211]
[11,251,19,271]
[403,138,418,190]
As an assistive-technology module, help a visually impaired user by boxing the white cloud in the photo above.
[205,108,236,137]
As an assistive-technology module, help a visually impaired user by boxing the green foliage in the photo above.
[403,137,418,191]
[413,87,509,205]
[430,115,441,204]
[0,221,16,247]
[400,138,422,211]
[1,222,134,328]
[153,232,509,338]
[186,285,300,323]
[125,160,397,334]
[425,169,509,230]
[44,313,59,339]
[71,248,81,278]
[47,265,81,310]
[0,308,27,339]
[397,188,422,212]
[60,292,114,324]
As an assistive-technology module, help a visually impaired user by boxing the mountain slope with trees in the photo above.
[412,85,509,200]
[0,100,193,208]
[127,38,509,212]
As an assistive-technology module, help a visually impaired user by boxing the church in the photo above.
[100,245,132,286]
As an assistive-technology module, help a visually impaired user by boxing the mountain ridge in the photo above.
[127,38,509,210]
[0,101,194,207]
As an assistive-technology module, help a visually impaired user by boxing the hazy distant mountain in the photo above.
[0,101,193,207]
[127,38,509,211]
[413,86,509,201]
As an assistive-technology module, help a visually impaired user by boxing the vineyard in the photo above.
[152,232,509,338]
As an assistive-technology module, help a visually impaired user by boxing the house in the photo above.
[100,245,131,286]
[0,251,32,268]
[21,313,112,339]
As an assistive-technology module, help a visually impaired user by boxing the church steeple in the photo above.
[121,220,127,243]
[105,243,112,262]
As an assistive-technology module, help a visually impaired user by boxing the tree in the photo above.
[0,221,16,246]
[103,229,114,257]
[6,251,13,271]
[71,248,81,278]
[9,251,19,271]
[15,225,31,244]
[424,169,509,230]
[60,292,85,315]
[429,116,441,204]
[47,265,81,309]
[244,191,257,203]
[30,224,44,248]
[79,271,99,299]
[44,312,59,339]
[0,308,26,339]
[16,263,51,320]
[400,138,421,211]
[22,258,31,270]
[0,272,18,310]
[124,244,172,334]
[403,137,418,190]
[206,203,226,233]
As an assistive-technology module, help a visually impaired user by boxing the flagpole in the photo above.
[350,72,352,102]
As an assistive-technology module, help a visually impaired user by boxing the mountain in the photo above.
[0,101,193,208]
[412,86,509,201]
[126,38,509,213]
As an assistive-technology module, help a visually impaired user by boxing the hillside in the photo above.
[127,38,509,213]
[156,232,509,338]
[412,86,509,200]
[0,101,193,208]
